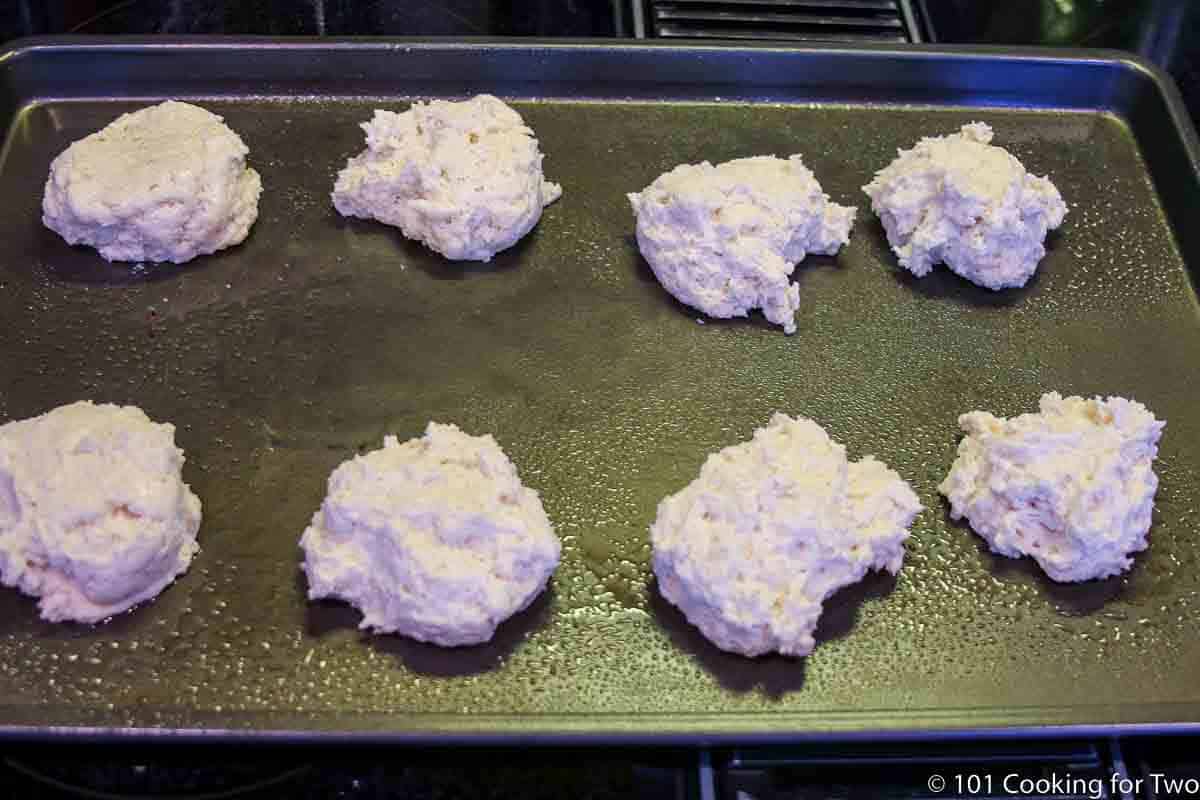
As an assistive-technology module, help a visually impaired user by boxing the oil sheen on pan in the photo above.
[0,93,1197,738]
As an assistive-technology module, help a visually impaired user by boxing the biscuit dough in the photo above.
[300,423,561,646]
[940,393,1163,582]
[0,401,202,623]
[628,156,855,334]
[863,123,1066,289]
[332,94,562,261]
[43,101,262,264]
[651,414,921,657]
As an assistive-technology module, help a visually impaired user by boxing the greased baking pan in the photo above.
[1,37,1199,744]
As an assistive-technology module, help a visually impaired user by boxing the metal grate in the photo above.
[644,0,921,43]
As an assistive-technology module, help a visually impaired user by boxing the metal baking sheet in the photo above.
[0,38,1198,743]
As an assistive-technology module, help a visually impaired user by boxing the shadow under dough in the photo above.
[945,507,1128,616]
[880,220,1057,307]
[331,211,534,281]
[626,233,842,334]
[34,221,220,287]
[647,572,899,699]
[647,587,806,699]
[301,569,556,678]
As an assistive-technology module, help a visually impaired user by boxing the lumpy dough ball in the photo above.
[42,101,262,264]
[0,401,202,623]
[651,413,921,657]
[331,94,562,262]
[299,423,561,647]
[863,123,1066,289]
[940,392,1163,582]
[628,155,856,334]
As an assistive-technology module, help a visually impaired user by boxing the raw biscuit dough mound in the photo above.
[0,401,202,623]
[651,413,921,657]
[42,101,262,264]
[940,392,1164,583]
[300,423,561,646]
[628,156,855,334]
[332,94,562,262]
[863,122,1067,289]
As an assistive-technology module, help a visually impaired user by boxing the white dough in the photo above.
[0,402,201,623]
[940,393,1163,582]
[651,414,921,657]
[42,101,262,264]
[628,156,855,334]
[299,423,560,646]
[863,123,1066,289]
[332,94,562,262]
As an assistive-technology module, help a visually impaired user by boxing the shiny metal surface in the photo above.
[0,40,1198,743]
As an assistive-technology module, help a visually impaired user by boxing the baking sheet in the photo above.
[0,39,1198,742]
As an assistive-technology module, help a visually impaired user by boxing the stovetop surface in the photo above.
[3,737,1200,798]
[1,1,1199,797]
[4,0,623,39]
[5,1,1200,126]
